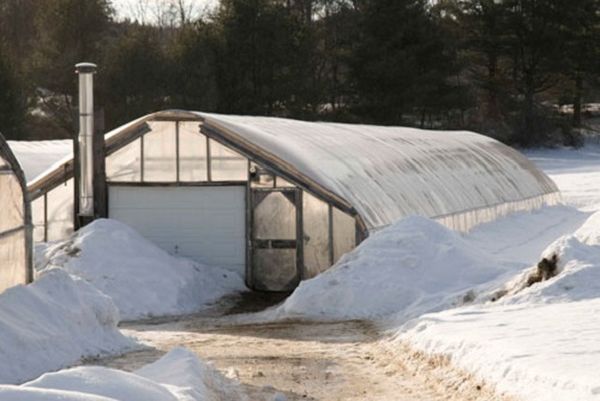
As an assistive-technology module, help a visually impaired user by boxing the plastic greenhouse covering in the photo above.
[15,110,560,257]
[197,112,560,231]
[0,135,31,293]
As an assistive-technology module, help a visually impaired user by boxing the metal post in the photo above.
[75,62,97,218]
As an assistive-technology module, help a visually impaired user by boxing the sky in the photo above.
[111,0,218,22]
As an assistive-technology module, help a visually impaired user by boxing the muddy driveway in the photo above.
[93,293,505,401]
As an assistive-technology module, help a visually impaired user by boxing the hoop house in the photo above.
[0,132,32,293]
[20,111,559,292]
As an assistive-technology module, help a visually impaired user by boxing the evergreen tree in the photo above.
[103,25,169,127]
[502,0,565,145]
[0,44,25,139]
[168,23,220,112]
[31,0,113,135]
[451,0,512,138]
[560,0,600,130]
[215,0,313,115]
[352,0,466,126]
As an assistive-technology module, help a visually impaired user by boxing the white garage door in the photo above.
[108,185,246,275]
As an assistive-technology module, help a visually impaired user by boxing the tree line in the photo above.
[0,0,598,146]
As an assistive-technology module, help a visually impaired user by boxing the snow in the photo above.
[274,216,514,321]
[464,204,589,265]
[526,145,600,212]
[0,347,246,401]
[7,140,72,183]
[395,218,600,401]
[269,144,600,401]
[0,269,134,384]
[391,146,600,401]
[36,219,246,320]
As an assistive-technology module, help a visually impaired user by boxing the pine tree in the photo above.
[352,0,466,126]
[0,44,25,139]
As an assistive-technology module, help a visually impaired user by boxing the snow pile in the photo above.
[486,211,600,305]
[37,219,246,320]
[0,269,134,384]
[274,216,511,321]
[0,347,247,401]
[396,211,600,401]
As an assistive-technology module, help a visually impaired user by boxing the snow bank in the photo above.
[0,348,246,401]
[396,211,600,401]
[37,219,246,320]
[0,269,134,384]
[136,347,246,401]
[274,216,511,321]
[486,211,600,305]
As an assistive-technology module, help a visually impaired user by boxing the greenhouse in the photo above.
[26,110,560,292]
[0,132,32,293]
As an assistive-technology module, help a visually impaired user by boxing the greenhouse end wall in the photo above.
[27,118,358,291]
[0,136,32,293]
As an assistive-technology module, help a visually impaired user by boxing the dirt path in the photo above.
[92,294,507,401]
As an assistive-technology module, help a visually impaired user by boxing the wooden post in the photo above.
[94,108,107,219]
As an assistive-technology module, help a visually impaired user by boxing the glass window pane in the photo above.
[106,138,141,182]
[46,179,74,241]
[179,122,208,181]
[254,192,296,240]
[302,192,330,278]
[0,229,27,293]
[143,121,177,182]
[210,139,247,181]
[31,195,46,242]
[333,207,355,263]
[0,173,23,232]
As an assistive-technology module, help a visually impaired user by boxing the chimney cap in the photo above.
[75,62,97,74]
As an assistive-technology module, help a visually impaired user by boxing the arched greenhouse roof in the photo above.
[26,110,560,232]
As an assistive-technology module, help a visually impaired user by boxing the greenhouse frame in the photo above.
[0,132,33,293]
[26,110,560,291]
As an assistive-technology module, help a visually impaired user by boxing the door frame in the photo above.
[246,187,304,291]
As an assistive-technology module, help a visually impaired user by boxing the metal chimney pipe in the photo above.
[75,62,97,217]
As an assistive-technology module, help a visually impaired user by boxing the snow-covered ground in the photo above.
[392,145,600,401]
[272,216,515,321]
[36,219,246,320]
[3,144,599,400]
[395,211,600,401]
[0,218,245,389]
[0,347,246,401]
[0,269,134,384]
[526,145,600,212]
[267,145,600,401]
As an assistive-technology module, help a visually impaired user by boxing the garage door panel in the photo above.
[108,186,246,275]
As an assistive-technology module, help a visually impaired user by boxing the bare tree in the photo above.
[121,0,202,26]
